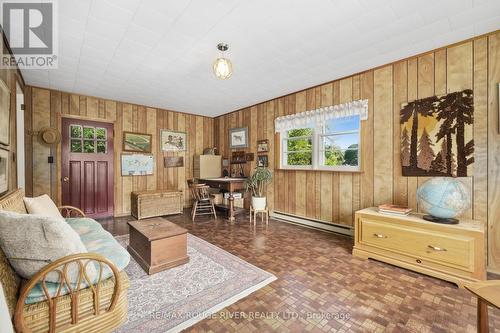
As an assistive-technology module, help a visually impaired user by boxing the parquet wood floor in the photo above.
[100,212,500,332]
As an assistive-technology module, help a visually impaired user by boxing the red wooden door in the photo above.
[62,118,114,218]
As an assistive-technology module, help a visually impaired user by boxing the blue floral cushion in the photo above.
[25,218,130,304]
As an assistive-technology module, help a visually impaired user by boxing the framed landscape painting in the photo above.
[229,127,248,149]
[123,131,152,153]
[400,89,474,177]
[0,79,11,145]
[161,130,186,151]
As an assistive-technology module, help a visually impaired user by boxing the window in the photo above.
[280,115,361,171]
[70,125,107,153]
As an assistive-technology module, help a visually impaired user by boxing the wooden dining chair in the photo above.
[187,179,217,221]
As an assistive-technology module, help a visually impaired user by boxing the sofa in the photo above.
[0,189,130,333]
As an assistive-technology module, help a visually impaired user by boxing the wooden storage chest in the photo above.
[131,190,183,220]
[127,218,189,274]
[353,208,486,287]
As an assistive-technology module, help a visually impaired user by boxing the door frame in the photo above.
[61,116,115,218]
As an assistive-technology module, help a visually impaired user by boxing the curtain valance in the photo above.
[274,99,368,132]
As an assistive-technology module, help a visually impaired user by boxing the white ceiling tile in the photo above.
[140,0,191,16]
[448,1,500,30]
[132,4,176,34]
[83,33,120,54]
[125,24,164,48]
[105,0,142,12]
[85,16,127,41]
[417,0,473,25]
[474,15,500,35]
[59,0,92,22]
[89,0,135,26]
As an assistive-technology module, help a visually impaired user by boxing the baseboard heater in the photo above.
[270,211,353,237]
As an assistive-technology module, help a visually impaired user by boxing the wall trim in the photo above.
[270,211,354,237]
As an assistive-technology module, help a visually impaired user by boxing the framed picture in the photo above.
[160,130,186,151]
[121,154,154,176]
[0,148,9,196]
[257,139,269,153]
[164,156,184,168]
[0,79,11,145]
[257,155,268,167]
[229,127,248,149]
[123,131,152,153]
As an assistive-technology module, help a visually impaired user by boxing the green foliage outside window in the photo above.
[286,128,313,165]
[83,140,95,153]
[70,125,82,138]
[71,140,82,152]
[343,145,358,166]
[96,128,106,140]
[97,141,106,153]
[83,127,94,139]
[324,144,359,166]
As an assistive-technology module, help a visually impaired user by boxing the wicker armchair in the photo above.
[0,189,129,333]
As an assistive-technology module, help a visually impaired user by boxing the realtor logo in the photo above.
[0,0,58,69]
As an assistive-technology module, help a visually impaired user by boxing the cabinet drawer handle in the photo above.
[428,245,447,252]
[373,233,386,238]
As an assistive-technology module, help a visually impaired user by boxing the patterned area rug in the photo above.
[114,234,276,333]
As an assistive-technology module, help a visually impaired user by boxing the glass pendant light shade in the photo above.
[213,57,232,79]
[213,43,232,79]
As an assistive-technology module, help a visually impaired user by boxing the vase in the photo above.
[251,196,266,210]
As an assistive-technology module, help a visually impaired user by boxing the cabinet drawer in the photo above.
[359,219,474,271]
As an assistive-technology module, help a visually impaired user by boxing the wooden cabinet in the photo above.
[131,190,183,220]
[194,155,221,179]
[353,208,486,287]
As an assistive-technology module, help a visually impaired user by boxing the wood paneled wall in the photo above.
[0,34,24,197]
[26,87,214,216]
[214,31,500,272]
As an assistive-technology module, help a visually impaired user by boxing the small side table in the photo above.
[250,206,269,225]
[465,280,500,333]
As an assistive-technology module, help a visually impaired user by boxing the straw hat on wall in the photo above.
[37,127,61,146]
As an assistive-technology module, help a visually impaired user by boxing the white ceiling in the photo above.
[16,0,500,117]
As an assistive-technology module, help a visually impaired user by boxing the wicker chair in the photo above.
[0,189,129,333]
[187,179,217,221]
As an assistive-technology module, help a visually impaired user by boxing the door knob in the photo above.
[63,177,69,182]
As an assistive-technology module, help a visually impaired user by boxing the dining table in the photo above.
[198,177,246,222]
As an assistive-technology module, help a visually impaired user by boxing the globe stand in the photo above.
[422,215,459,225]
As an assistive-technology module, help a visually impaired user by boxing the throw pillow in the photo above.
[23,194,65,222]
[0,210,96,283]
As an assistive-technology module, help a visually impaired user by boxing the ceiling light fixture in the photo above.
[213,43,232,79]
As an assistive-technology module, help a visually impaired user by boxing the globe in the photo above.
[416,177,471,220]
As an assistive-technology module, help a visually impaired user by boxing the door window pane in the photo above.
[83,127,95,139]
[83,140,95,153]
[71,140,82,152]
[70,125,82,138]
[96,141,106,153]
[96,128,106,140]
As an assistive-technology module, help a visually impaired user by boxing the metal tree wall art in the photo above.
[400,89,474,177]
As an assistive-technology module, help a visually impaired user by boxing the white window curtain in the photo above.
[274,99,368,133]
